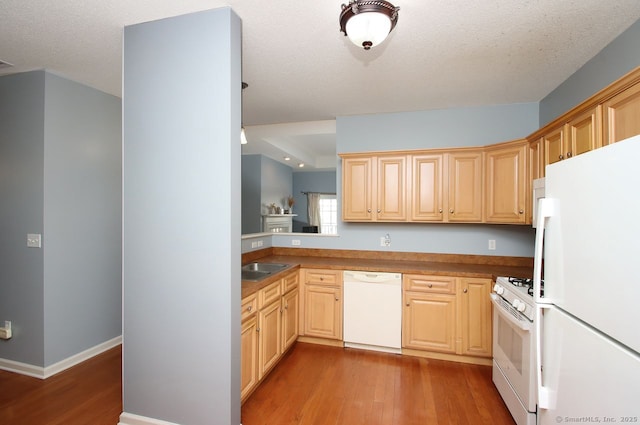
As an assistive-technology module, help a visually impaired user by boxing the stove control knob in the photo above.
[512,299,521,309]
[493,284,504,295]
[517,302,526,313]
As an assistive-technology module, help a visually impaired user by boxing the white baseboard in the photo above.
[118,412,180,425]
[0,335,122,379]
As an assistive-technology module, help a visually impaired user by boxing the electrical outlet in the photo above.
[0,321,11,340]
[251,241,258,248]
[291,239,301,246]
[488,239,496,250]
[27,233,42,248]
[380,237,386,247]
[257,240,263,247]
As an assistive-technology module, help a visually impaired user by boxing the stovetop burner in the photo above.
[508,277,533,287]
[506,276,544,297]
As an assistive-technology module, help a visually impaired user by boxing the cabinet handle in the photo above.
[567,151,573,158]
[428,283,433,288]
[335,297,339,301]
[319,277,324,281]
[439,208,443,213]
[406,302,410,306]
[367,208,372,213]
[449,209,454,214]
[247,306,252,312]
[519,209,524,214]
[284,303,288,310]
[559,154,564,160]
[256,327,260,332]
[463,288,468,293]
[377,209,381,213]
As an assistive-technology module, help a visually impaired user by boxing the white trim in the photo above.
[118,412,181,425]
[0,335,122,379]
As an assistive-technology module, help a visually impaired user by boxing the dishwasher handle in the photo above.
[343,271,402,284]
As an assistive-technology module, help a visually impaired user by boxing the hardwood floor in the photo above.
[242,343,515,425]
[0,342,515,425]
[0,345,122,425]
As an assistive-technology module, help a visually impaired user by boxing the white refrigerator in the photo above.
[533,135,640,424]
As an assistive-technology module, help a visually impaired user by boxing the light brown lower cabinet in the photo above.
[258,298,282,379]
[281,281,299,352]
[240,314,258,402]
[241,270,299,403]
[301,269,343,341]
[402,274,492,359]
[458,277,492,357]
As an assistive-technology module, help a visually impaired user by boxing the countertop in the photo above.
[241,248,533,299]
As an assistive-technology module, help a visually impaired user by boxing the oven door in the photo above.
[490,294,536,412]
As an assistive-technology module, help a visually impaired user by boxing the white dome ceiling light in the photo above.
[339,0,400,50]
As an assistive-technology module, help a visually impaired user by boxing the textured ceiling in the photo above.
[2,0,640,168]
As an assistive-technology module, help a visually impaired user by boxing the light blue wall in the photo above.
[261,155,293,212]
[291,171,337,231]
[241,155,262,233]
[242,154,293,233]
[540,18,640,126]
[0,71,46,366]
[0,71,121,368]
[42,73,122,366]
[294,103,540,257]
[338,103,539,151]
[123,8,241,425]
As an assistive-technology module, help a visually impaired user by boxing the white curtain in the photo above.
[306,192,321,231]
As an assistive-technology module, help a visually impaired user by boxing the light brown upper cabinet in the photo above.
[410,153,444,221]
[529,138,543,180]
[446,151,483,222]
[567,106,602,157]
[342,154,408,222]
[603,81,640,145]
[543,106,601,170]
[543,125,565,167]
[484,140,528,224]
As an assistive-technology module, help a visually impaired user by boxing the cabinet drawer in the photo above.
[241,294,257,321]
[258,280,282,309]
[282,271,299,293]
[403,274,456,294]
[302,269,342,286]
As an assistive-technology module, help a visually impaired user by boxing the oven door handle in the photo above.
[489,293,532,332]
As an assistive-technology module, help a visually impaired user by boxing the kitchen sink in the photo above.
[241,262,290,281]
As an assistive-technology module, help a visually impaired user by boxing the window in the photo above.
[318,195,337,234]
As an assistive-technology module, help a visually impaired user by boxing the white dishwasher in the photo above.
[343,270,402,354]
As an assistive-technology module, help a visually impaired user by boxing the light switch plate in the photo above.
[27,233,42,248]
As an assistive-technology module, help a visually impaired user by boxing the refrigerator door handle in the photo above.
[535,303,555,410]
[533,198,554,305]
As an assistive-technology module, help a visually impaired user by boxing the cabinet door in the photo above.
[376,155,407,221]
[603,81,640,145]
[485,141,527,224]
[458,278,492,357]
[342,157,374,221]
[529,138,543,181]
[543,125,565,166]
[304,284,342,340]
[281,289,299,352]
[410,154,444,221]
[241,316,258,402]
[447,151,483,222]
[567,106,601,157]
[402,292,457,353]
[258,300,282,380]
